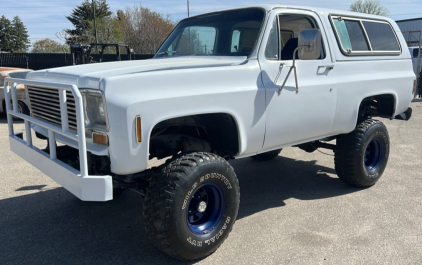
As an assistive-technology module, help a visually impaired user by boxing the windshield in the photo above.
[154,8,265,58]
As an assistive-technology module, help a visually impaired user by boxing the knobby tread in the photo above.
[143,152,239,261]
[334,119,388,187]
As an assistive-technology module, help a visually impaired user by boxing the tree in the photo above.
[83,15,122,44]
[0,15,13,52]
[176,28,206,55]
[64,0,113,44]
[31,38,69,53]
[11,16,30,52]
[118,5,175,54]
[0,15,30,52]
[350,0,389,16]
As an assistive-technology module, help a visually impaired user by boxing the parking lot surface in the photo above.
[1,99,421,265]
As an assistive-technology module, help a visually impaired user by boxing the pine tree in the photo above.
[0,15,29,52]
[65,0,112,44]
[11,16,30,52]
[0,15,13,52]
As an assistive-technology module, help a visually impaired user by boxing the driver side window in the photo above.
[265,14,326,61]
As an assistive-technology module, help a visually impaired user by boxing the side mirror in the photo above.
[298,29,321,60]
[277,29,322,94]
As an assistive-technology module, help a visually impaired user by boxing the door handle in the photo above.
[322,65,334,70]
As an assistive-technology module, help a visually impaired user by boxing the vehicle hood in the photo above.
[25,56,248,90]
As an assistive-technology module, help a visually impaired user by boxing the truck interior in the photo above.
[266,14,325,60]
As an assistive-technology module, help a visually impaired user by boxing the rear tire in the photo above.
[143,152,240,261]
[250,149,282,161]
[335,119,389,187]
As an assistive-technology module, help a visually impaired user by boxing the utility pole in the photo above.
[187,0,190,17]
[92,0,98,45]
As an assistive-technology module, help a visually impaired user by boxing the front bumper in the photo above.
[5,77,112,201]
[10,135,112,201]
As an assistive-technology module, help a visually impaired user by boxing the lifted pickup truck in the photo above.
[5,5,415,261]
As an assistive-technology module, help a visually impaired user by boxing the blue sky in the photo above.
[2,0,422,48]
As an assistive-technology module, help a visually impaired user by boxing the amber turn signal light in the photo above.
[93,132,108,146]
[136,116,142,143]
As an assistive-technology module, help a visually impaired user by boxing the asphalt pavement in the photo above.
[1,99,421,265]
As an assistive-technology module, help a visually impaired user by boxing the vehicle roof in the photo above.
[188,4,396,23]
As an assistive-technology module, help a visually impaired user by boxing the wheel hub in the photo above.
[364,138,383,171]
[197,201,207,212]
[186,183,224,235]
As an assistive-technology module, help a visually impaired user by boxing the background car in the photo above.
[0,67,33,115]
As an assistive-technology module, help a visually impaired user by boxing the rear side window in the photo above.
[331,16,400,55]
[362,21,400,51]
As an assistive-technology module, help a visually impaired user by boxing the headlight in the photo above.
[83,91,108,130]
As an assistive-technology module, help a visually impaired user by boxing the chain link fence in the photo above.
[0,53,154,70]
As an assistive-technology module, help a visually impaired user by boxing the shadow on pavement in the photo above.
[0,113,8,124]
[0,156,359,264]
[232,156,358,219]
[0,112,24,124]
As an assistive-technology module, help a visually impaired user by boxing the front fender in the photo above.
[103,61,265,175]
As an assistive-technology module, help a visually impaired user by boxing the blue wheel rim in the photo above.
[186,183,224,235]
[364,138,383,172]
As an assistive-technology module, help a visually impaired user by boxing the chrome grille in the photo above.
[27,86,78,132]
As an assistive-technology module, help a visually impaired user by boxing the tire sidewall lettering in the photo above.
[200,173,232,189]
[182,182,198,210]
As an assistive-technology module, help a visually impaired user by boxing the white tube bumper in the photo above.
[5,77,112,202]
[10,135,113,201]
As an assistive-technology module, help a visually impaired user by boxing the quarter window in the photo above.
[231,30,241,52]
[265,18,280,60]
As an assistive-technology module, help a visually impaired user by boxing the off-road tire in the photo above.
[418,71,422,97]
[335,119,389,187]
[143,152,240,261]
[250,149,282,161]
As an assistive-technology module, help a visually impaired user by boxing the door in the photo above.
[259,10,338,150]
